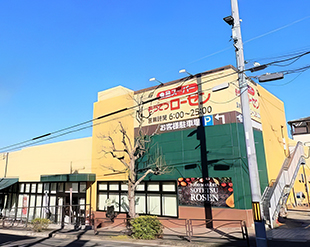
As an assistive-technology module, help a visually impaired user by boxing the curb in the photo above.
[0,229,50,238]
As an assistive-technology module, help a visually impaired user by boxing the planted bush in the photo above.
[130,216,163,240]
[31,218,50,232]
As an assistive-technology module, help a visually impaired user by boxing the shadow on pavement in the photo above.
[22,228,63,247]
[0,233,36,246]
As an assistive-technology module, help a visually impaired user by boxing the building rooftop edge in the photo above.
[134,65,237,94]
[288,116,310,124]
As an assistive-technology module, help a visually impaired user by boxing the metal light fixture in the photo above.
[258,72,284,82]
[223,15,234,26]
[249,62,268,72]
[179,69,193,76]
[212,82,230,92]
[149,77,163,85]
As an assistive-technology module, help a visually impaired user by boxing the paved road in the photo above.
[0,233,159,247]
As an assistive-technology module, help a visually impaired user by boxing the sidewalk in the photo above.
[0,209,310,247]
[0,224,253,247]
[266,208,310,243]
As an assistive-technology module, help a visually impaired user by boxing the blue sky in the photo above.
[0,0,310,149]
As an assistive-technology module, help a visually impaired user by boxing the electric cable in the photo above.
[0,64,284,153]
[0,96,160,152]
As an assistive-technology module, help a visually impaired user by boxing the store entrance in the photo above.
[62,195,85,226]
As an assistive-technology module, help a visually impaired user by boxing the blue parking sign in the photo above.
[203,115,213,126]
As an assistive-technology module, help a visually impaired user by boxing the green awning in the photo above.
[40,173,96,182]
[0,178,19,191]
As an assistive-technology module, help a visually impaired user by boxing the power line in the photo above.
[0,69,245,152]
[0,97,160,153]
[2,57,307,152]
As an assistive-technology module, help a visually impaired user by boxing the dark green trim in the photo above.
[0,178,19,190]
[40,173,96,182]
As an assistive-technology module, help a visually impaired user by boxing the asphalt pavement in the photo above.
[0,209,309,247]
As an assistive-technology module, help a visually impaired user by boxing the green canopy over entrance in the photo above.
[0,178,18,191]
[40,173,96,182]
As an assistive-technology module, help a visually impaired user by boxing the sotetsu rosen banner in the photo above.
[178,177,234,208]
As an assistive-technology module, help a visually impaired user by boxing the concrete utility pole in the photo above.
[226,0,268,246]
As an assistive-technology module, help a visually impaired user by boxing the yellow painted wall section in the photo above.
[287,138,310,207]
[0,137,92,181]
[91,86,135,208]
[257,85,289,182]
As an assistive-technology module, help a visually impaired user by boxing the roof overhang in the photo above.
[0,178,19,191]
[40,173,96,182]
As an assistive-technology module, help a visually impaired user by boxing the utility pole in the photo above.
[4,153,9,178]
[197,74,213,228]
[225,0,268,246]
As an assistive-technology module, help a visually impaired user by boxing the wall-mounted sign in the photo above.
[178,177,234,208]
[134,68,261,130]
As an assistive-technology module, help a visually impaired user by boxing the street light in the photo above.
[179,69,193,76]
[148,77,164,98]
[258,72,284,82]
[149,77,163,85]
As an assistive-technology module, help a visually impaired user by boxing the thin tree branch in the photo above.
[133,169,155,190]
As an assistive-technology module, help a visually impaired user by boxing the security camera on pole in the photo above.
[224,0,268,246]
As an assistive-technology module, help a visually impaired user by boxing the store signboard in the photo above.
[178,177,234,208]
[134,69,261,130]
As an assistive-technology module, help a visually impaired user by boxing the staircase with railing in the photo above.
[261,141,305,228]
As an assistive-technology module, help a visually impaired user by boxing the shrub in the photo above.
[130,216,163,240]
[31,218,50,232]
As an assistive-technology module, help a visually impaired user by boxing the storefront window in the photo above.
[97,181,177,217]
[80,182,86,193]
[37,183,43,193]
[25,183,30,193]
[98,193,107,211]
[147,182,160,191]
[136,183,145,191]
[58,183,64,192]
[120,194,129,212]
[108,193,119,211]
[19,183,24,193]
[135,194,146,214]
[31,184,37,193]
[50,183,57,194]
[29,195,36,221]
[99,183,107,190]
[44,183,50,193]
[147,194,160,215]
[121,183,128,191]
[65,182,78,193]
[36,195,42,219]
[162,182,176,192]
[109,182,119,191]
[162,195,177,217]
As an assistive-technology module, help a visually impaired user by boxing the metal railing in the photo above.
[261,141,305,228]
[160,218,249,245]
[93,216,249,246]
[0,203,92,229]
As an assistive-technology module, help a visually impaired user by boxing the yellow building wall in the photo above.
[90,85,135,209]
[257,85,289,183]
[288,138,310,206]
[0,137,92,181]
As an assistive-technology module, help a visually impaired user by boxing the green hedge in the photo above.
[130,216,163,240]
[31,218,50,232]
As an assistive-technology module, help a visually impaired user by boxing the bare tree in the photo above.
[99,99,170,218]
